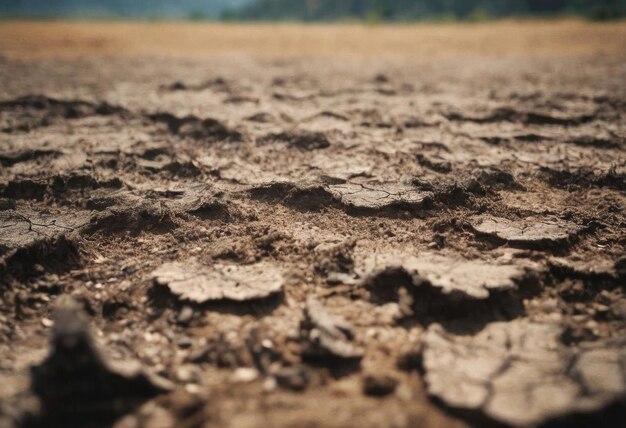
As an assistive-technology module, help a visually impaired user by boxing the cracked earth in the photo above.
[0,21,625,428]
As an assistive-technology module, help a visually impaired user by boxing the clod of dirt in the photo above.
[1,180,48,201]
[185,333,249,368]
[186,200,234,221]
[151,261,284,303]
[245,112,275,123]
[615,256,626,280]
[149,112,242,142]
[159,77,231,93]
[362,373,398,397]
[471,167,525,191]
[416,154,452,173]
[469,215,584,249]
[136,158,201,177]
[273,366,310,391]
[258,131,331,151]
[421,320,626,427]
[0,198,16,211]
[413,176,487,210]
[170,185,239,221]
[300,297,363,362]
[50,174,123,194]
[29,296,172,426]
[356,251,526,301]
[86,203,176,235]
[249,182,336,211]
[1,174,123,201]
[327,183,432,211]
[540,167,626,191]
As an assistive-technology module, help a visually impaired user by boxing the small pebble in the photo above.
[230,367,259,383]
[177,306,193,324]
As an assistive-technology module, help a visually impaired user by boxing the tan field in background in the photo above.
[0,19,625,59]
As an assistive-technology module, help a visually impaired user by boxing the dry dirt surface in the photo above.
[0,20,625,428]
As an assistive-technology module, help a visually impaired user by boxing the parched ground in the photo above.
[0,20,625,428]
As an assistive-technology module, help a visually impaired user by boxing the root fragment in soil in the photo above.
[28,296,172,426]
[300,297,363,364]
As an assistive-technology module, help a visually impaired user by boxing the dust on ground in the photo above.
[0,20,625,428]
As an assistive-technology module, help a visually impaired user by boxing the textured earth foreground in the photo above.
[0,20,625,428]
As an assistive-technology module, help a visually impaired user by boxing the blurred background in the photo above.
[1,0,625,21]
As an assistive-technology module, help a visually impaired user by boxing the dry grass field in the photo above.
[0,20,625,59]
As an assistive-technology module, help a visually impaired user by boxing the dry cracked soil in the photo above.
[0,21,625,428]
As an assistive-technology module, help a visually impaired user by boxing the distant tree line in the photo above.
[223,0,626,21]
[1,0,624,21]
[0,0,248,19]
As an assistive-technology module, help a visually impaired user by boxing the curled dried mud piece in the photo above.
[250,181,432,215]
[160,184,240,221]
[149,112,242,142]
[301,297,363,362]
[549,257,618,281]
[416,154,452,173]
[469,215,584,250]
[85,203,176,235]
[355,251,531,328]
[1,174,123,202]
[568,136,624,150]
[29,296,172,425]
[421,320,626,427]
[0,94,126,116]
[0,210,91,277]
[136,158,201,177]
[356,252,525,301]
[152,261,284,303]
[0,95,128,132]
[444,107,594,126]
[86,189,143,211]
[327,183,432,211]
[0,210,85,255]
[0,149,62,167]
[258,131,331,151]
[159,77,231,93]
